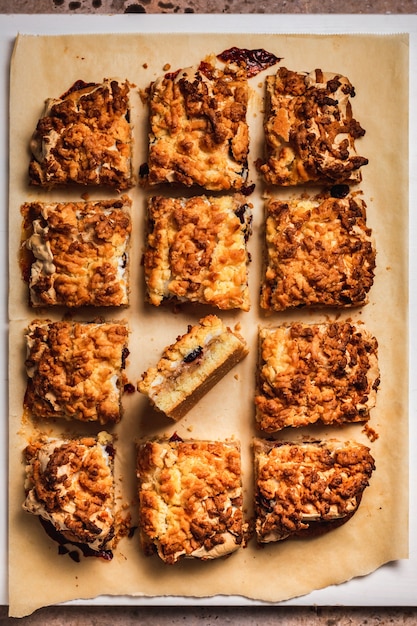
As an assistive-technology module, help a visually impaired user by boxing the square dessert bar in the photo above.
[256,67,368,186]
[145,56,249,191]
[260,192,376,311]
[136,438,245,563]
[138,314,248,421]
[144,194,252,311]
[24,320,129,424]
[255,321,379,433]
[253,438,375,543]
[20,196,131,308]
[29,78,133,190]
[23,432,117,558]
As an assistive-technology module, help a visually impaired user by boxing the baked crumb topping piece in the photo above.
[253,438,375,542]
[145,56,249,190]
[29,79,133,190]
[136,438,246,563]
[260,192,376,311]
[138,314,248,421]
[24,320,129,424]
[20,196,131,308]
[23,432,117,556]
[256,67,368,186]
[255,322,380,433]
[144,194,252,311]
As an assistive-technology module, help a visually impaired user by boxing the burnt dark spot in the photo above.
[330,184,350,199]
[183,346,203,363]
[68,1,81,9]
[121,347,130,369]
[53,0,65,5]
[124,382,136,394]
[169,432,183,443]
[92,0,102,6]
[124,3,146,12]
[139,162,149,177]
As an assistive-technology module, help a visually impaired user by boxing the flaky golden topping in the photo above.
[146,57,249,190]
[260,193,376,311]
[255,322,380,433]
[144,194,252,310]
[253,438,375,542]
[29,79,133,190]
[21,196,131,307]
[24,320,129,424]
[23,434,115,550]
[256,67,368,186]
[136,439,244,563]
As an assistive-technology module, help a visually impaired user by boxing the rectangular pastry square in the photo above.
[20,196,131,308]
[256,67,368,186]
[255,321,379,433]
[23,432,117,558]
[138,314,248,420]
[253,438,375,543]
[29,78,133,190]
[144,194,252,311]
[260,192,376,311]
[136,438,245,563]
[145,56,249,191]
[24,320,129,424]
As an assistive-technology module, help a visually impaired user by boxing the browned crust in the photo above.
[29,79,133,190]
[255,321,380,433]
[143,194,252,311]
[136,438,245,563]
[260,192,376,311]
[256,67,368,186]
[146,57,249,190]
[24,320,129,424]
[253,438,375,543]
[20,196,131,308]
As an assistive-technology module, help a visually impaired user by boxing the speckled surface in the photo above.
[1,0,416,623]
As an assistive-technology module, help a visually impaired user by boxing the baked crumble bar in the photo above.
[29,79,133,190]
[144,194,252,311]
[145,56,249,190]
[255,321,380,433]
[136,438,245,563]
[23,432,117,557]
[20,196,131,308]
[260,192,376,311]
[253,438,375,542]
[24,320,129,424]
[256,67,368,186]
[138,314,248,420]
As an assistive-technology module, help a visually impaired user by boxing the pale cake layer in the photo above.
[255,321,380,433]
[24,320,129,424]
[260,192,376,311]
[29,78,133,190]
[145,56,249,190]
[20,196,131,308]
[256,67,368,186]
[137,314,248,421]
[23,433,116,555]
[253,438,375,543]
[144,194,252,311]
[136,438,245,563]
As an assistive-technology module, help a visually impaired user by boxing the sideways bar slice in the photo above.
[29,78,133,190]
[20,196,131,308]
[136,438,245,563]
[260,191,376,312]
[253,438,375,543]
[255,321,379,433]
[24,320,129,425]
[256,67,368,186]
[145,55,249,191]
[137,314,248,420]
[144,194,252,311]
[23,432,117,559]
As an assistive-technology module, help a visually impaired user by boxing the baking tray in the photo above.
[1,13,416,609]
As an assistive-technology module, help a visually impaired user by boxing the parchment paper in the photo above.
[8,32,409,617]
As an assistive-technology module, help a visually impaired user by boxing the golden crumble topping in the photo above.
[144,194,252,311]
[255,322,380,433]
[253,438,375,542]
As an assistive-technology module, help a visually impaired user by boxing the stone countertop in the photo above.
[1,2,415,624]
